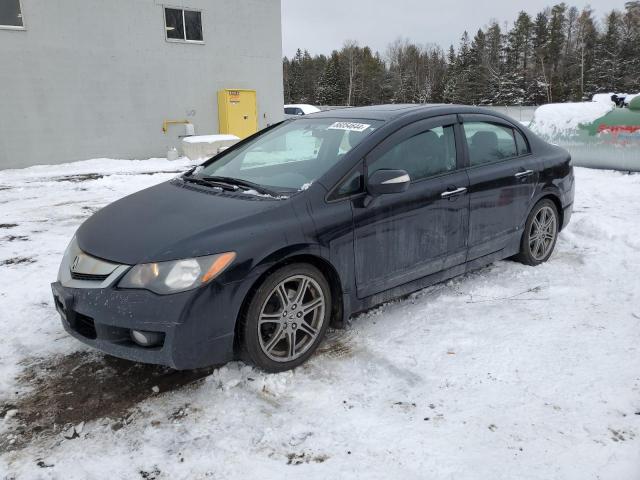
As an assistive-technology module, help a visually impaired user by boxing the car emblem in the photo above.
[71,255,80,271]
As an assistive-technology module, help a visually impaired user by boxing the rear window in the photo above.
[464,122,518,166]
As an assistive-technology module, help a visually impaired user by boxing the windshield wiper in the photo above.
[202,176,281,197]
[181,175,238,192]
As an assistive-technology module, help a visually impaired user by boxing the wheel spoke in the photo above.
[276,284,290,308]
[532,218,542,233]
[533,238,543,257]
[292,277,309,306]
[302,297,323,316]
[298,320,318,339]
[264,324,285,353]
[286,331,297,359]
[540,209,548,225]
[259,312,282,325]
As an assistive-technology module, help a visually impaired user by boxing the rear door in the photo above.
[461,115,539,260]
[352,115,469,298]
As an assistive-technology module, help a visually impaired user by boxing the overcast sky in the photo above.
[282,0,628,58]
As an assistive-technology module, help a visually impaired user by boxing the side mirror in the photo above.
[367,169,411,195]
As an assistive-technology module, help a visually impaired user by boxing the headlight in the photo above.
[118,252,236,295]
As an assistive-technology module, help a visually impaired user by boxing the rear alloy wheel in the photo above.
[242,264,331,372]
[516,199,559,266]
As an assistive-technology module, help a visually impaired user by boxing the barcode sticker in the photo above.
[328,122,371,132]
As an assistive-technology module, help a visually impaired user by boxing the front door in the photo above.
[461,115,539,260]
[352,115,469,299]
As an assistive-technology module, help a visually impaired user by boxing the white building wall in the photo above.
[0,0,284,169]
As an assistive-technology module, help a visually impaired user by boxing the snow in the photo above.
[1,158,640,479]
[530,102,614,140]
[592,93,615,106]
[182,134,240,144]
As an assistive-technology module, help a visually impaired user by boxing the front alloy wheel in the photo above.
[242,264,331,372]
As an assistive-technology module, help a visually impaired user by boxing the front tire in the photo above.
[241,264,331,373]
[515,199,559,266]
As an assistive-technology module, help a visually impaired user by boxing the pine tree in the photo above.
[284,2,640,108]
[443,45,458,103]
[589,11,624,94]
[468,30,490,104]
[315,53,344,105]
[620,1,640,91]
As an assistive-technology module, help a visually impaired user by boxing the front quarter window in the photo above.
[198,119,381,192]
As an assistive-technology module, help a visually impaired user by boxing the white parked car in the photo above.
[284,104,321,118]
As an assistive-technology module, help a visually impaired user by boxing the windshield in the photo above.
[196,118,382,191]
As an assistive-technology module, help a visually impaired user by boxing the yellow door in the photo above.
[218,89,258,139]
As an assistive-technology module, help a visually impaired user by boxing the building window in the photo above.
[0,0,24,29]
[164,7,203,42]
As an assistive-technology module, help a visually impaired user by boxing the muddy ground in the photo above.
[0,352,214,453]
[0,331,352,454]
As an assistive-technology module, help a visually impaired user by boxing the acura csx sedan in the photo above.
[52,105,574,372]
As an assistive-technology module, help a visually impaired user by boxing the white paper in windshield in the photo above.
[328,122,371,132]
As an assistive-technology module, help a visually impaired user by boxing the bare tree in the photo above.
[343,40,360,106]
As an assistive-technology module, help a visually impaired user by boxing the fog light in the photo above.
[130,329,164,348]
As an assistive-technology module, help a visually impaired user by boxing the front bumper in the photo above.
[51,281,239,370]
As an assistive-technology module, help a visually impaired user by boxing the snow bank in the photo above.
[530,102,613,140]
[592,93,615,106]
[182,135,240,161]
[182,134,240,144]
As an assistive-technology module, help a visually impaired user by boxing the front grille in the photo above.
[70,271,110,282]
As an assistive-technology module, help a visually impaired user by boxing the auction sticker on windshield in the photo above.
[328,122,371,132]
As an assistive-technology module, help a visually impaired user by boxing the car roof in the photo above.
[309,104,448,121]
[308,104,523,123]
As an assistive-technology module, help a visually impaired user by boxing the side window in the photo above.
[515,130,531,155]
[369,125,457,182]
[464,122,518,166]
[0,0,23,28]
[284,108,296,115]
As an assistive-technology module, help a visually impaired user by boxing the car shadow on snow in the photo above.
[0,351,214,453]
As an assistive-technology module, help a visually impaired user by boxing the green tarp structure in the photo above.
[581,97,640,138]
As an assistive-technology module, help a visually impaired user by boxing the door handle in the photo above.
[441,187,467,199]
[515,170,534,179]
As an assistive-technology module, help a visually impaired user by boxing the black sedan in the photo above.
[52,105,574,372]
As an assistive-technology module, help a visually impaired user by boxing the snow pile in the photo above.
[592,93,615,106]
[530,102,613,141]
[182,135,240,161]
[0,158,639,479]
[182,134,240,144]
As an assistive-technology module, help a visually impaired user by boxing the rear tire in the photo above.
[240,263,331,373]
[515,199,559,266]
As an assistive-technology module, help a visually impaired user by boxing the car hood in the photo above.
[77,180,288,265]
